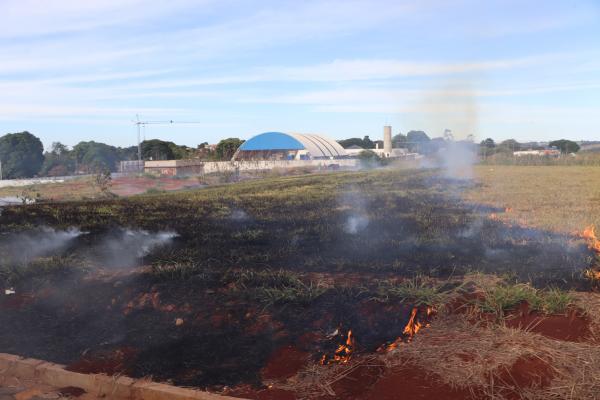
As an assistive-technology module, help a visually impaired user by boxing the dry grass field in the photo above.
[0,175,204,201]
[465,165,600,234]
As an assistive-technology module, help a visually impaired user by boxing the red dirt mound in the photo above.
[261,345,310,380]
[326,361,385,399]
[505,306,590,342]
[362,364,474,400]
[491,356,555,399]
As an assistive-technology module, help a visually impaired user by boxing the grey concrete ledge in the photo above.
[0,353,245,400]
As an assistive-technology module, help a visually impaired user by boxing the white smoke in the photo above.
[439,141,477,180]
[344,214,369,234]
[94,229,178,268]
[0,227,84,263]
[339,189,370,235]
[229,209,250,221]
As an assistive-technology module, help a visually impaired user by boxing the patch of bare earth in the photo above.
[247,309,600,400]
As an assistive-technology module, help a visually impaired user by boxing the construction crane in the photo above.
[133,115,202,162]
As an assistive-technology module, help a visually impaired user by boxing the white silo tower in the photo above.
[383,125,392,157]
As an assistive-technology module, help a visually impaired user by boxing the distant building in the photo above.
[513,149,561,157]
[119,160,144,173]
[232,132,346,161]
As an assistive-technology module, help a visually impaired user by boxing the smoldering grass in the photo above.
[254,280,328,307]
[225,268,305,289]
[372,276,447,307]
[150,248,199,266]
[0,255,89,287]
[223,268,328,306]
[147,262,220,284]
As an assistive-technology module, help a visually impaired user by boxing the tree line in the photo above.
[338,131,582,156]
[0,131,245,179]
[479,137,580,155]
[0,129,582,179]
[338,130,470,154]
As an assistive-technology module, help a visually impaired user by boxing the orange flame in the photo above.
[402,307,423,337]
[379,307,433,352]
[585,269,600,281]
[321,329,355,365]
[332,330,354,363]
[582,225,600,253]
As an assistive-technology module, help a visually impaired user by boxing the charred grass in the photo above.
[0,168,598,398]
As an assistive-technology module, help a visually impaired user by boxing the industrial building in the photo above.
[232,132,347,161]
[121,126,416,176]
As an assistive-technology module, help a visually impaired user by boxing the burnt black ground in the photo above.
[0,170,595,389]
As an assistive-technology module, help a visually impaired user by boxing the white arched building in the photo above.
[232,132,347,161]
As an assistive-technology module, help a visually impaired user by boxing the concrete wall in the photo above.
[0,353,242,400]
[0,175,81,188]
[144,159,360,176]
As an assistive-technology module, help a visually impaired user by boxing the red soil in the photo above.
[229,362,475,400]
[361,364,474,400]
[261,346,310,380]
[491,356,555,399]
[111,176,202,196]
[326,361,386,399]
[0,293,35,310]
[505,303,591,342]
[452,297,592,343]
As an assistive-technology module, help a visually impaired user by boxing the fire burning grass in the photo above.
[581,225,600,282]
[0,167,599,399]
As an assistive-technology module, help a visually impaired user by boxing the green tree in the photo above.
[338,138,365,148]
[215,138,244,160]
[497,139,521,153]
[0,131,44,178]
[392,133,407,148]
[362,135,374,149]
[168,143,194,159]
[406,130,430,152]
[549,139,580,154]
[40,141,76,176]
[481,138,495,148]
[357,149,381,167]
[117,146,139,161]
[338,136,375,149]
[72,141,120,172]
[141,139,175,160]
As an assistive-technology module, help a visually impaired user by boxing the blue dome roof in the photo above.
[235,131,346,159]
[238,132,305,151]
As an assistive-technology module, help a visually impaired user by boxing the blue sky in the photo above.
[1,0,599,148]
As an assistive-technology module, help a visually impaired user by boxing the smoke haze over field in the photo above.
[413,80,480,180]
[438,141,478,180]
[0,227,178,269]
[0,227,84,263]
[339,189,370,235]
[91,229,178,268]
